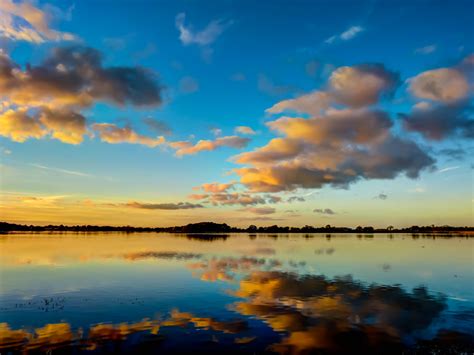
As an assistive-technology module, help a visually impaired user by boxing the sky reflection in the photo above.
[0,233,472,353]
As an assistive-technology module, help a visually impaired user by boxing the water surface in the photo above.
[0,233,473,353]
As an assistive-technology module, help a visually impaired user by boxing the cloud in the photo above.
[239,207,276,215]
[258,74,293,96]
[266,195,282,204]
[0,0,77,43]
[0,46,162,108]
[408,68,469,102]
[175,13,231,46]
[31,163,93,177]
[171,135,250,156]
[0,46,163,145]
[125,201,204,210]
[188,193,209,200]
[375,193,388,200]
[415,44,437,55]
[234,108,434,192]
[92,123,166,147]
[438,148,466,161]
[38,107,87,144]
[402,56,473,141]
[0,109,47,142]
[229,61,437,193]
[313,208,336,215]
[437,166,460,173]
[0,106,87,144]
[401,101,473,140]
[179,76,199,94]
[142,117,172,136]
[210,127,222,136]
[325,25,364,44]
[234,126,257,135]
[287,196,305,203]
[199,182,234,193]
[190,191,279,206]
[267,64,399,115]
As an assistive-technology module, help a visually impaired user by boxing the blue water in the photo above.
[0,233,472,353]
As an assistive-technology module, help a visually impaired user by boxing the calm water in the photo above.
[0,233,473,354]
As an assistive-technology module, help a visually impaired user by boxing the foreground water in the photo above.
[0,232,472,354]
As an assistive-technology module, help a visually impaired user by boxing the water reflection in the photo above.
[0,233,472,354]
[232,271,447,353]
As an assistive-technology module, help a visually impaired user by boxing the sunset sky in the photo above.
[0,0,472,227]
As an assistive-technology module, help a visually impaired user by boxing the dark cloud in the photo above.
[401,101,473,141]
[233,271,447,354]
[236,135,434,192]
[125,201,204,210]
[438,147,467,161]
[0,46,163,144]
[265,195,282,204]
[0,46,162,107]
[142,117,172,136]
[287,196,305,203]
[375,193,388,200]
[313,208,336,215]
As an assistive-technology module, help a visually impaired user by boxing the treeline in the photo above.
[1,221,472,234]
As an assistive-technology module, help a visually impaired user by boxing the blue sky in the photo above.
[0,0,472,227]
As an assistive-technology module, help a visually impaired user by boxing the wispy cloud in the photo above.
[415,44,437,55]
[170,136,250,157]
[325,25,364,44]
[179,76,199,94]
[239,207,276,215]
[30,163,93,177]
[258,74,293,96]
[125,201,204,210]
[437,166,460,173]
[175,13,231,46]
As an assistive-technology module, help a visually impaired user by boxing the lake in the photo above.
[0,233,473,354]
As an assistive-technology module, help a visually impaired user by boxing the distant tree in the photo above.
[387,225,394,231]
[247,225,257,232]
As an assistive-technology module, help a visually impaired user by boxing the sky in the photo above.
[0,0,472,228]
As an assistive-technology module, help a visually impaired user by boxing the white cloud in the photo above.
[415,44,437,55]
[325,25,364,44]
[175,12,231,46]
[437,166,460,173]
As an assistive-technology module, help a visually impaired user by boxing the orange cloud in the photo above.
[92,123,166,147]
[0,0,76,43]
[172,136,250,156]
[199,182,234,193]
[0,109,47,142]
